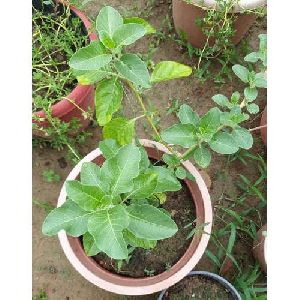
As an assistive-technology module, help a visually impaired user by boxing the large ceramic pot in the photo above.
[260,106,267,146]
[57,139,213,295]
[32,0,97,137]
[253,224,267,273]
[172,0,267,48]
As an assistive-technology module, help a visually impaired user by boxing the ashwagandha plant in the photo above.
[42,6,267,262]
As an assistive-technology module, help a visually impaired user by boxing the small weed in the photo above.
[32,289,47,300]
[144,268,155,277]
[42,169,61,182]
[33,199,55,213]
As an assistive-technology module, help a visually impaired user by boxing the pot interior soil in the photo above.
[165,275,233,300]
[86,181,196,278]
[32,2,88,112]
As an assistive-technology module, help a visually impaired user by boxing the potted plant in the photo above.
[157,271,242,299]
[42,6,266,296]
[32,0,97,138]
[172,0,267,49]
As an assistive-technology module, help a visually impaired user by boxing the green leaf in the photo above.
[244,87,258,102]
[175,166,187,179]
[211,94,231,108]
[83,232,100,256]
[162,153,180,167]
[65,180,110,211]
[69,41,112,71]
[126,204,178,240]
[98,30,116,49]
[247,103,260,114]
[96,6,123,38]
[139,146,150,171]
[88,205,129,259]
[115,54,151,88]
[151,166,181,193]
[198,107,221,142]
[193,145,211,168]
[124,17,156,34]
[123,229,157,249]
[99,139,121,159]
[100,144,141,195]
[231,127,253,150]
[42,200,90,236]
[209,132,239,154]
[80,162,109,192]
[103,117,135,145]
[254,73,267,88]
[232,64,250,83]
[125,172,158,200]
[244,52,259,63]
[95,77,123,126]
[113,23,146,46]
[231,92,241,104]
[73,69,107,85]
[177,104,200,128]
[161,124,197,148]
[150,61,192,83]
[220,109,249,128]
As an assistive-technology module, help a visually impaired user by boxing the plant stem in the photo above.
[249,124,267,132]
[180,144,199,161]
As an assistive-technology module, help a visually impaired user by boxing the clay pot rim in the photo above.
[33,1,97,119]
[187,0,266,12]
[57,139,213,295]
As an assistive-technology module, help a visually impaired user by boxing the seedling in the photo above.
[42,6,266,267]
[42,169,61,183]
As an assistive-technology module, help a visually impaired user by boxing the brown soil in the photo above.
[166,275,233,300]
[92,182,196,278]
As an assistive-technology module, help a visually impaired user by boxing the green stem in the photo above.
[180,144,199,161]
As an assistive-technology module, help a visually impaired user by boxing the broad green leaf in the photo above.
[212,94,231,108]
[151,166,181,193]
[220,110,249,128]
[126,204,178,240]
[98,30,116,49]
[124,17,156,34]
[103,117,135,145]
[232,64,250,83]
[244,52,259,63]
[247,103,260,114]
[161,124,198,148]
[99,139,121,159]
[254,73,267,88]
[83,232,100,256]
[88,205,129,259]
[42,200,91,236]
[69,41,112,71]
[139,146,150,171]
[150,61,192,83]
[113,23,146,46]
[65,180,109,211]
[177,104,200,128]
[125,172,158,200]
[198,107,221,142]
[95,77,123,126]
[175,166,187,179]
[193,145,211,168]
[115,54,151,88]
[96,6,123,38]
[73,69,107,85]
[100,144,141,195]
[124,230,157,249]
[231,92,241,104]
[209,132,239,154]
[244,87,258,102]
[232,127,253,150]
[80,162,109,192]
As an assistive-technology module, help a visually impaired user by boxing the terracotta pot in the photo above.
[57,139,213,295]
[157,271,242,300]
[253,224,267,273]
[172,0,266,49]
[32,1,97,137]
[260,106,267,146]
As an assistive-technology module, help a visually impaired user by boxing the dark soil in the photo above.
[165,275,233,300]
[93,182,196,278]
